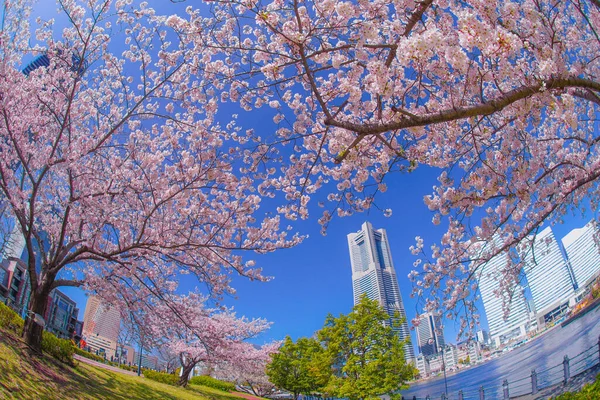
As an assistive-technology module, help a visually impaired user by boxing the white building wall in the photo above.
[562,220,600,289]
[475,242,530,345]
[523,227,575,318]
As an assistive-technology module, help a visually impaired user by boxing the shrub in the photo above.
[73,346,105,363]
[41,331,74,365]
[189,375,236,392]
[144,369,178,386]
[10,314,24,332]
[0,302,23,333]
[555,373,600,399]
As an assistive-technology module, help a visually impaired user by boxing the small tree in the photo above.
[318,295,415,400]
[266,336,329,400]
[139,293,272,387]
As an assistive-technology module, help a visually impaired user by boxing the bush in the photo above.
[41,331,74,365]
[144,369,179,386]
[73,346,105,363]
[10,313,24,332]
[555,373,600,399]
[0,302,23,333]
[189,375,236,392]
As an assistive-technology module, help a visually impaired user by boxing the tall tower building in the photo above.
[82,295,121,343]
[416,312,445,357]
[523,227,576,323]
[475,241,530,347]
[562,220,600,289]
[347,222,415,361]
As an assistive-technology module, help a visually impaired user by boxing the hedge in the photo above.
[41,330,75,366]
[73,346,105,363]
[0,302,24,332]
[189,375,236,392]
[144,369,179,386]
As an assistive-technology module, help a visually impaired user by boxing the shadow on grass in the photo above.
[0,329,203,400]
[187,385,258,400]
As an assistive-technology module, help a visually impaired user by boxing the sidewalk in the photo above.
[74,354,141,377]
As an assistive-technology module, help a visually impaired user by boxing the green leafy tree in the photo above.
[266,336,329,399]
[318,295,415,400]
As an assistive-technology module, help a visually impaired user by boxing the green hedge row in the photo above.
[189,375,236,392]
[41,330,75,366]
[144,369,179,386]
[1,302,75,365]
[73,346,105,363]
[0,302,24,332]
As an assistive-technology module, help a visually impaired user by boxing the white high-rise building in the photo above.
[475,242,530,346]
[562,220,600,289]
[523,227,576,323]
[347,222,415,361]
[83,295,121,343]
[416,312,445,357]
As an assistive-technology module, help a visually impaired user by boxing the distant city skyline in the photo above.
[474,220,600,348]
[347,221,415,361]
[4,175,600,351]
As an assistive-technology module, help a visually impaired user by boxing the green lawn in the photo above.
[0,329,249,400]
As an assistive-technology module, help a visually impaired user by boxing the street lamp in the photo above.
[439,344,448,397]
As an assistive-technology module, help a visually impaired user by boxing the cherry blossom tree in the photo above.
[138,293,273,387]
[214,341,280,397]
[184,0,600,336]
[0,0,301,351]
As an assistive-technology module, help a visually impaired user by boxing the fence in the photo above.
[402,335,600,400]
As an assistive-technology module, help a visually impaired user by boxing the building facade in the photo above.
[416,312,445,357]
[562,220,600,290]
[523,227,576,324]
[475,243,530,347]
[347,222,415,361]
[45,289,79,339]
[476,330,490,346]
[85,334,118,358]
[82,295,121,342]
[0,258,31,316]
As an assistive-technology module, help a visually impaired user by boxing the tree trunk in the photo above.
[22,289,49,353]
[179,362,195,387]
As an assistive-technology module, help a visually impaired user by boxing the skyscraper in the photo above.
[562,220,600,289]
[347,222,415,361]
[416,312,445,357]
[82,295,121,343]
[475,242,530,346]
[523,227,576,323]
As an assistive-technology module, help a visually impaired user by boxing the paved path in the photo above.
[74,354,141,377]
[231,392,265,400]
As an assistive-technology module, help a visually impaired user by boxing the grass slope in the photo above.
[0,329,253,400]
[186,385,264,400]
